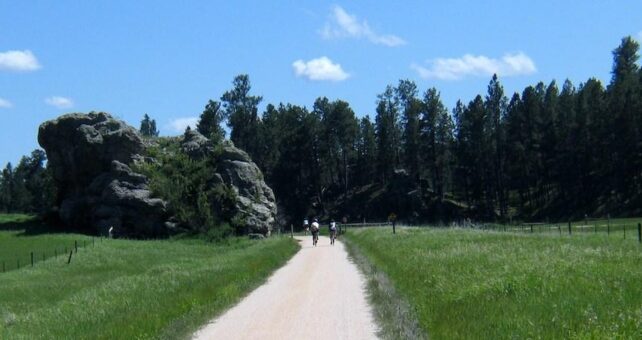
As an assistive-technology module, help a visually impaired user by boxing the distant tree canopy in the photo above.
[139,114,159,137]
[8,36,642,224]
[0,149,56,214]
[197,36,642,223]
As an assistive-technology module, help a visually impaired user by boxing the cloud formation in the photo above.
[0,98,12,108]
[412,52,537,80]
[0,50,41,72]
[168,117,199,133]
[293,57,350,81]
[45,96,74,109]
[321,6,405,47]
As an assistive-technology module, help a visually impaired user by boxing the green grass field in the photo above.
[482,217,642,236]
[345,227,642,339]
[0,214,94,272]
[0,214,299,339]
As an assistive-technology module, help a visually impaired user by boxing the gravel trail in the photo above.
[192,235,378,340]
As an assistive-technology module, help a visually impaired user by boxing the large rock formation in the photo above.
[179,130,277,235]
[38,112,277,237]
[217,142,276,235]
[38,112,169,237]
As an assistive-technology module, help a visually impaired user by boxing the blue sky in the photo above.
[1,1,641,167]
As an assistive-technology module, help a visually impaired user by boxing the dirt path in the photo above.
[192,235,379,340]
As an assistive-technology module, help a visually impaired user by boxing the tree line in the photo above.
[0,150,56,214]
[190,36,641,223]
[2,36,640,225]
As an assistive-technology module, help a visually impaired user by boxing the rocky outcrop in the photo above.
[38,112,169,237]
[179,132,277,235]
[180,128,213,159]
[216,142,276,235]
[38,112,277,237]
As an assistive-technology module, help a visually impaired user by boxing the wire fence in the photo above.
[339,218,642,243]
[1,236,103,274]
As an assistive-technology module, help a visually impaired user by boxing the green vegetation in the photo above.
[135,137,240,239]
[0,214,93,272]
[0,214,299,339]
[345,227,642,339]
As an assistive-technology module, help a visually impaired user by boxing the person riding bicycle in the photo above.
[310,218,320,246]
[329,220,337,245]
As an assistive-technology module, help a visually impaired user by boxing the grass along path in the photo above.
[0,230,298,339]
[344,227,642,339]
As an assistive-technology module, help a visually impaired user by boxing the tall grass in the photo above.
[0,214,299,339]
[345,227,642,339]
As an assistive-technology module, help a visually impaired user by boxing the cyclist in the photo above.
[310,218,320,246]
[329,220,337,245]
[303,218,309,235]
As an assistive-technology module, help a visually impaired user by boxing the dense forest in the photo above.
[2,36,641,225]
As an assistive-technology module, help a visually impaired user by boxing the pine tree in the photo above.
[484,74,508,218]
[396,80,421,184]
[221,74,263,157]
[356,116,377,186]
[375,86,400,183]
[197,100,225,143]
[139,114,159,137]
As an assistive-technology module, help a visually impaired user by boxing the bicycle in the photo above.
[311,228,319,246]
[330,229,336,245]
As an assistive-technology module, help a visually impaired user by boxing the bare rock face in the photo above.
[38,112,169,237]
[217,142,276,235]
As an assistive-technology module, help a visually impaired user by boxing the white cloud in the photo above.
[293,57,350,82]
[412,52,537,80]
[168,117,198,133]
[45,96,74,109]
[320,6,406,47]
[0,98,13,108]
[0,50,41,72]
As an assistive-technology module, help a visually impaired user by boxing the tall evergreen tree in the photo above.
[221,74,263,157]
[197,100,225,143]
[396,79,422,184]
[139,114,159,137]
[484,74,508,218]
[356,116,377,186]
[375,86,400,183]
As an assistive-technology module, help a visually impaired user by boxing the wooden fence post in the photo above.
[75,240,78,253]
[568,221,572,235]
[638,223,641,243]
[290,224,293,238]
[31,252,34,267]
[67,250,73,264]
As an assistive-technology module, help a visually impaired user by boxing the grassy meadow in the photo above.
[344,227,642,339]
[0,214,94,272]
[0,214,299,339]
